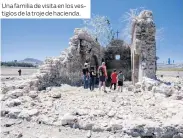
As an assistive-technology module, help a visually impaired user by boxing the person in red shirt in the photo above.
[110,69,117,90]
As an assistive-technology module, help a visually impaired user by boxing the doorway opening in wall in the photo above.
[115,55,120,60]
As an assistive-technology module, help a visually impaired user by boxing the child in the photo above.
[117,71,125,92]
[110,69,117,90]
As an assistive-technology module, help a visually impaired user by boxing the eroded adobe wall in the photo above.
[131,10,156,84]
[26,29,103,91]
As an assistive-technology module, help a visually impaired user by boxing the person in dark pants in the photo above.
[98,62,107,93]
[117,71,125,92]
[18,69,21,76]
[110,69,117,90]
[82,63,89,89]
[89,67,96,91]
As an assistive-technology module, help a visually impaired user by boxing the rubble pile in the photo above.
[1,76,183,138]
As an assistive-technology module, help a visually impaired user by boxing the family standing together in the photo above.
[82,62,125,92]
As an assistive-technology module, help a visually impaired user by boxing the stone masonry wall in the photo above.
[24,29,103,91]
[131,10,156,83]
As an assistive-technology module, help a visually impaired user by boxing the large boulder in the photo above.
[18,109,39,120]
[8,89,24,98]
[29,91,38,98]
[128,85,134,92]
[51,91,61,98]
[141,77,160,91]
[1,85,16,94]
[8,108,22,119]
[60,113,78,126]
[171,91,183,100]
[109,119,123,131]
[5,99,21,107]
[154,85,174,97]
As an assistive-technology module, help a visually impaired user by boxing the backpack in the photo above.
[99,66,105,76]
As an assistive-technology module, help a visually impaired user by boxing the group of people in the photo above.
[110,69,125,92]
[82,62,96,91]
[82,62,125,92]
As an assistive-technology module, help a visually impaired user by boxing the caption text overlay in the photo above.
[0,0,91,19]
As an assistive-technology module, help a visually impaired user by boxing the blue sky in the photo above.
[1,0,183,63]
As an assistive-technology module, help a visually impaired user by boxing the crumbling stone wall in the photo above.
[131,10,156,84]
[28,29,103,91]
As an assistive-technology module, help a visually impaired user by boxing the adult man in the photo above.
[89,66,96,91]
[98,62,107,93]
[82,62,89,89]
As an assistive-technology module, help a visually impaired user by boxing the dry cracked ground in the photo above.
[1,70,183,138]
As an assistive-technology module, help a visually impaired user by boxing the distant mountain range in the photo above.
[19,58,43,66]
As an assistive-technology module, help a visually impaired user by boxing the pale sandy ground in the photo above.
[1,67,38,77]
[1,66,183,77]
[157,71,183,77]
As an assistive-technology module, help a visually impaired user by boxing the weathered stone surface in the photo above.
[109,119,123,131]
[29,91,38,98]
[135,82,141,89]
[1,78,183,137]
[86,130,92,138]
[79,121,94,130]
[171,91,183,100]
[25,28,102,91]
[8,108,22,119]
[75,109,88,116]
[155,85,173,97]
[8,89,24,98]
[10,131,23,138]
[1,85,15,94]
[18,109,39,120]
[3,120,22,127]
[107,110,116,117]
[51,92,61,98]
[61,113,78,126]
[5,99,21,107]
[131,10,156,84]
[128,85,134,91]
[37,115,54,125]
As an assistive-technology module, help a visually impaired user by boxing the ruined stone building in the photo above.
[24,10,156,90]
